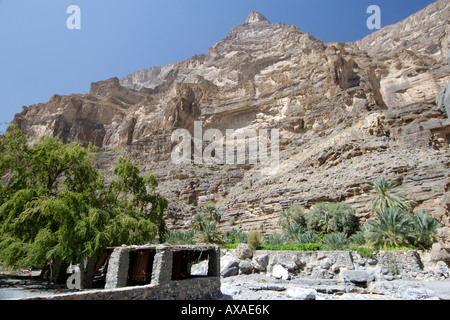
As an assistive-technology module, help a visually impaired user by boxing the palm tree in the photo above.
[196,221,225,245]
[323,232,348,250]
[190,214,204,232]
[202,204,220,223]
[284,222,305,242]
[366,207,413,249]
[411,211,442,249]
[369,177,408,213]
[295,230,320,244]
[278,209,293,230]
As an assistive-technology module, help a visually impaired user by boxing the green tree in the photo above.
[0,129,167,274]
[226,229,248,245]
[278,205,307,230]
[190,214,205,232]
[411,211,442,250]
[365,207,413,249]
[202,203,220,223]
[306,202,358,235]
[283,222,305,242]
[195,221,225,245]
[369,177,408,213]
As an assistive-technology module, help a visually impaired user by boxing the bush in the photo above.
[295,230,320,244]
[226,229,248,245]
[323,232,348,250]
[349,228,367,246]
[247,231,262,250]
[166,230,197,245]
[348,246,377,258]
[202,204,220,223]
[195,221,225,245]
[283,222,305,242]
[410,211,442,250]
[288,204,307,227]
[265,233,285,245]
[259,243,322,251]
[306,202,358,235]
[278,206,307,230]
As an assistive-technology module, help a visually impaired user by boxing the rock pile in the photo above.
[215,245,449,282]
[206,244,450,300]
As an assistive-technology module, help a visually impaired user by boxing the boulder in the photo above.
[286,287,317,300]
[430,242,450,264]
[236,243,253,260]
[191,260,209,276]
[271,265,290,280]
[341,270,373,285]
[320,259,332,270]
[221,255,240,278]
[251,254,269,272]
[239,260,253,275]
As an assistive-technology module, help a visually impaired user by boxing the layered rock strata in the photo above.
[9,2,450,239]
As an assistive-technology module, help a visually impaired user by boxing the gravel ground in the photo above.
[2,273,449,300]
[0,276,74,300]
[219,274,450,300]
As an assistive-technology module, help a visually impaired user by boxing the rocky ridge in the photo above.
[9,2,450,246]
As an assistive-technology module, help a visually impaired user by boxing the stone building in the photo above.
[34,244,221,300]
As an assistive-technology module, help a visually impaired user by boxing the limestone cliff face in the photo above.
[10,4,450,236]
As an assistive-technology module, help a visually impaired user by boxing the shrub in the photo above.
[259,243,322,251]
[190,214,205,232]
[295,230,320,244]
[289,204,307,227]
[323,232,348,250]
[348,246,377,258]
[410,211,442,250]
[202,204,220,223]
[247,231,262,250]
[306,202,358,235]
[283,222,305,242]
[166,230,197,245]
[226,229,248,245]
[349,228,367,246]
[265,233,286,245]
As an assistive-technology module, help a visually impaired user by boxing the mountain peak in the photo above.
[245,11,270,24]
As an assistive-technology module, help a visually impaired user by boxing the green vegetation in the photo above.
[258,243,322,251]
[0,128,168,273]
[247,231,262,250]
[0,127,441,276]
[368,176,408,213]
[305,202,359,235]
[218,177,441,252]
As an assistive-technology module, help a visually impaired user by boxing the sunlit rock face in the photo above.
[11,2,450,236]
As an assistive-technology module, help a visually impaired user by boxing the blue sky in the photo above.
[0,0,437,132]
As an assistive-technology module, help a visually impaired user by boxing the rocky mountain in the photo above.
[10,2,450,245]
